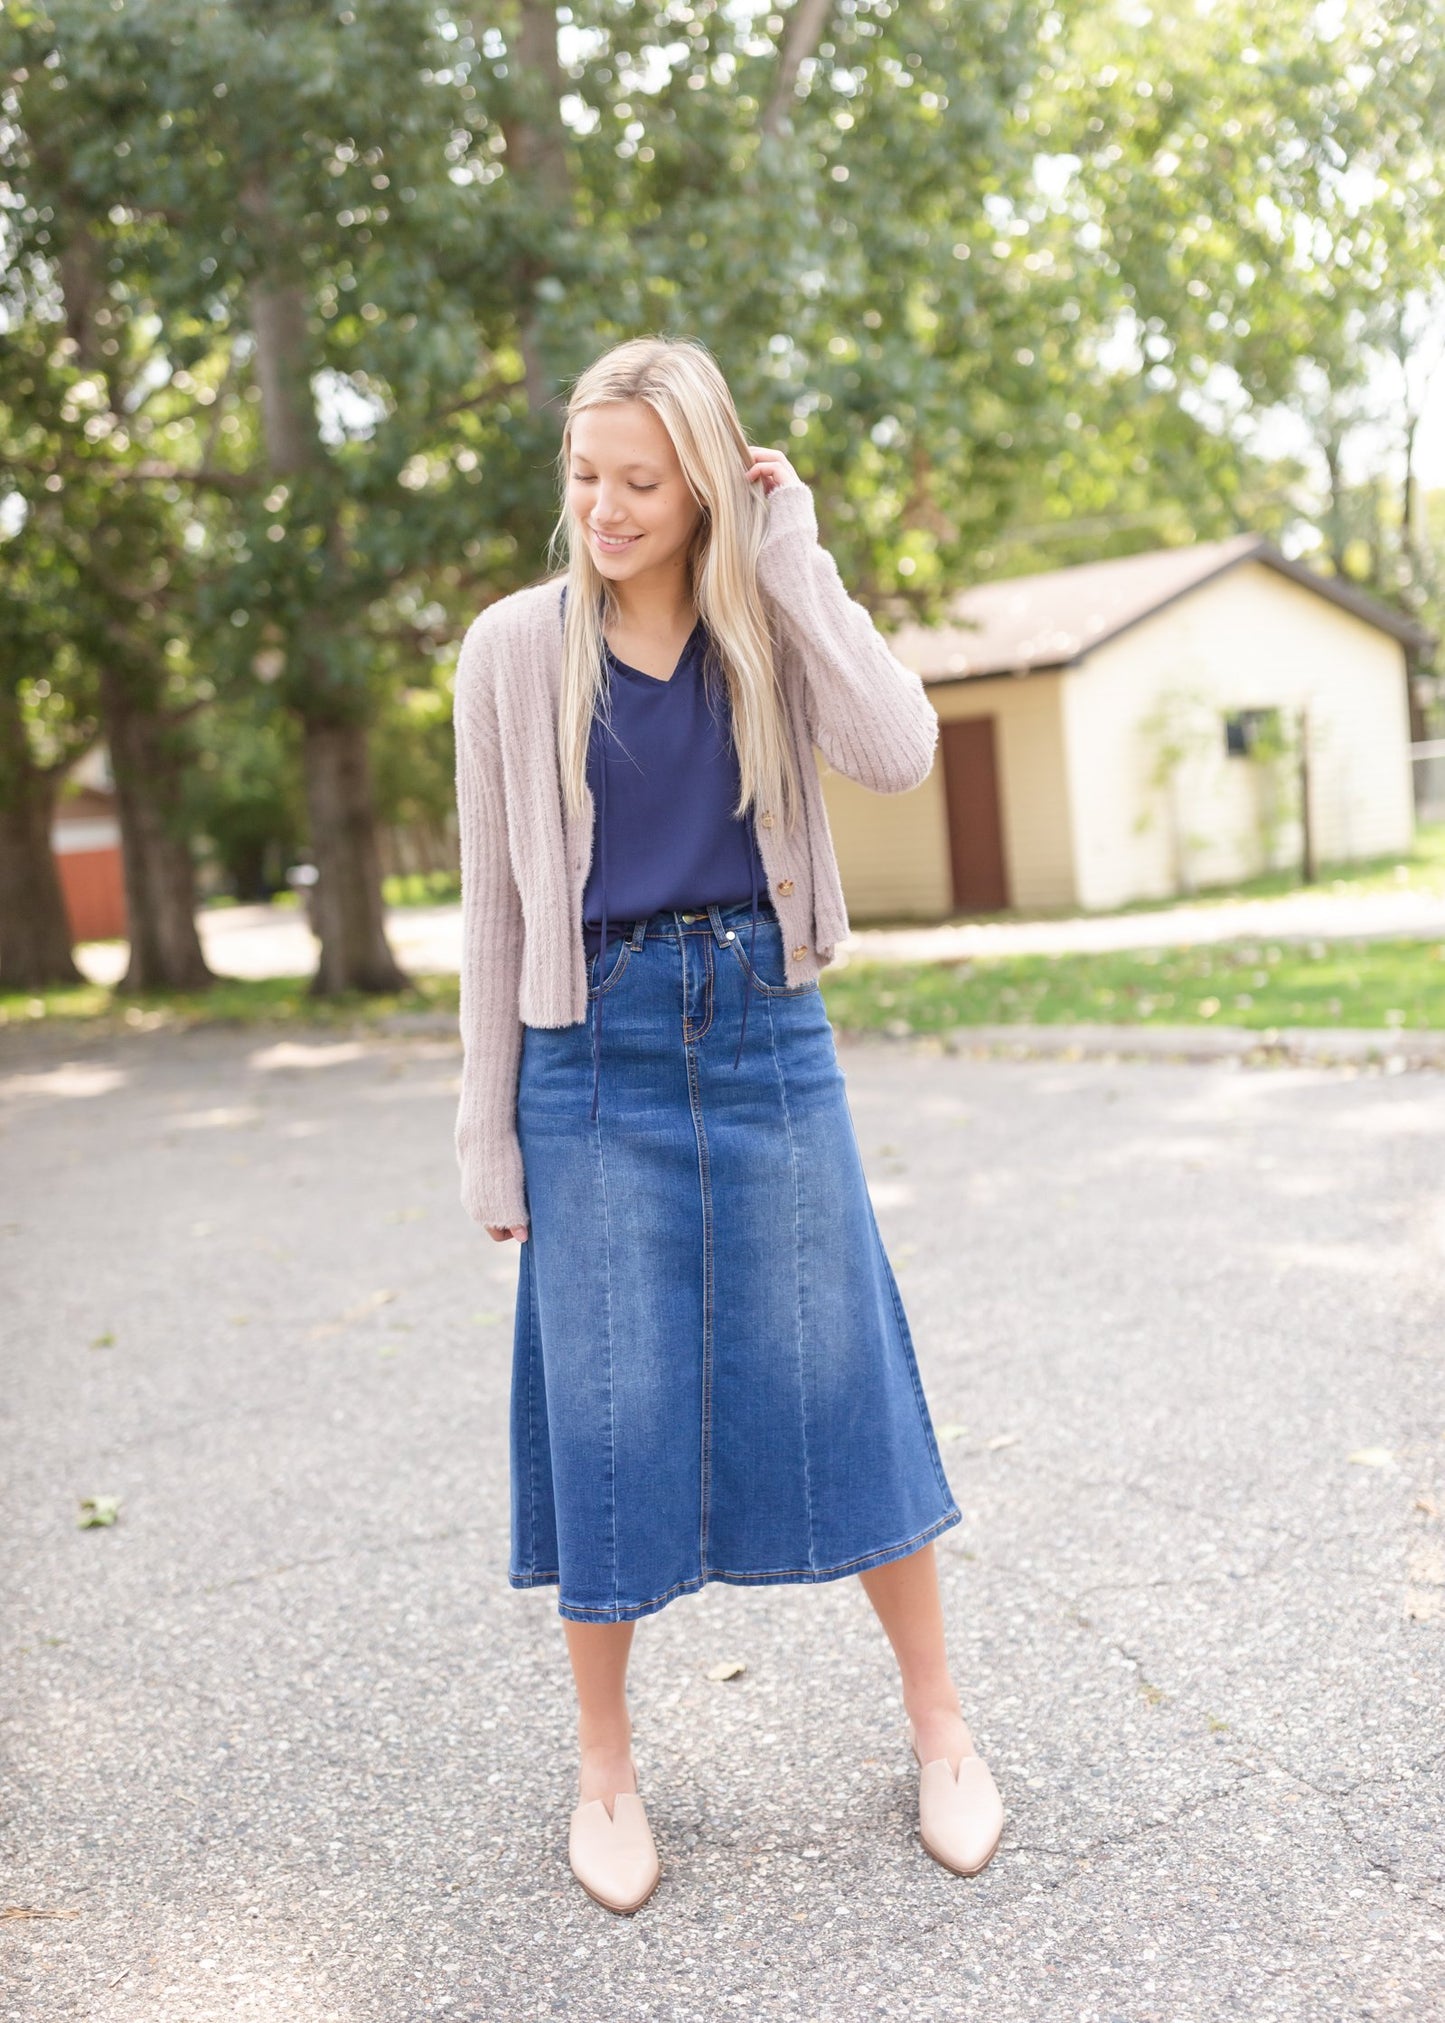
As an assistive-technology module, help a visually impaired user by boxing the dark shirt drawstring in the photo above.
[573,582,761,1123]
[589,710,608,1123]
[589,711,761,1119]
[733,833,760,1073]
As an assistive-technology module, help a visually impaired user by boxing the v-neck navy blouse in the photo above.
[561,584,769,1120]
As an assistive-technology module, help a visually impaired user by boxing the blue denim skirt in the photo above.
[510,896,961,1622]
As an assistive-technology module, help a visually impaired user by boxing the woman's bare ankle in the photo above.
[906,1695,977,1774]
[577,1723,637,1811]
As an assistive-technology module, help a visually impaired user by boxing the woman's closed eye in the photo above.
[572,474,658,491]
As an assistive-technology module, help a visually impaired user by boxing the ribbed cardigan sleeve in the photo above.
[452,614,528,1231]
[754,480,939,793]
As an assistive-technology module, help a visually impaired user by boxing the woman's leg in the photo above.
[858,1542,977,1772]
[563,1620,639,1814]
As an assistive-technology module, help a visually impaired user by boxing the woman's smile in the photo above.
[591,528,643,552]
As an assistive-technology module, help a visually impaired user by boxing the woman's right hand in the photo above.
[485,1223,529,1243]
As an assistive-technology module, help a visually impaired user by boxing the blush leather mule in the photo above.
[568,1780,661,1914]
[906,1718,1005,1878]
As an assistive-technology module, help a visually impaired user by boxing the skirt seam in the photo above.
[595,1097,620,1614]
[765,986,817,1572]
[684,960,716,1573]
[526,1242,541,1563]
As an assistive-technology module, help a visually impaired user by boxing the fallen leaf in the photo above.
[1407,1541,1445,1587]
[706,1660,746,1682]
[986,1432,1022,1451]
[936,1423,968,1443]
[89,1331,114,1350]
[309,1289,398,1339]
[77,1496,120,1528]
[346,1290,397,1318]
[1347,1447,1394,1468]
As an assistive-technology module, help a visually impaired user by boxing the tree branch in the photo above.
[761,0,834,141]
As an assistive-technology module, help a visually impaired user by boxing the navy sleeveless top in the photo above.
[561,584,767,1120]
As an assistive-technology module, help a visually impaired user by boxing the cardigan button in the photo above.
[791,943,809,960]
[776,878,794,896]
[760,810,775,827]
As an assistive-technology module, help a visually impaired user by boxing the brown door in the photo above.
[941,716,1009,912]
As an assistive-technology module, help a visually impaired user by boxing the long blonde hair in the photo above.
[547,335,803,836]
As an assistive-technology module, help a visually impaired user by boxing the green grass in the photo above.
[198,889,301,911]
[5,933,1443,1035]
[6,822,1442,1035]
[381,870,460,908]
[0,972,462,1034]
[823,935,1445,1035]
[1142,825,1445,911]
[197,871,460,911]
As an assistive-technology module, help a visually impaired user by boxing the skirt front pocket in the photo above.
[585,934,635,999]
[724,916,820,997]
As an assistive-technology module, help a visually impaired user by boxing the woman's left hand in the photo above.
[744,445,804,497]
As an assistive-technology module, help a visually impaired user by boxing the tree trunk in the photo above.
[0,686,83,989]
[35,185,212,994]
[494,1,573,416]
[302,716,409,994]
[100,663,214,992]
[242,172,407,994]
[1321,433,1347,578]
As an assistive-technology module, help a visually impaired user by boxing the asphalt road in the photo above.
[2,1021,1442,2021]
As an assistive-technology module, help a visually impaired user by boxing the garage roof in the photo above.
[886,531,1437,682]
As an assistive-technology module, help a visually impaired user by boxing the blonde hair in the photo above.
[546,335,803,836]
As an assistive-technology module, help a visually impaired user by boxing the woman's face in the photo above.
[567,399,703,586]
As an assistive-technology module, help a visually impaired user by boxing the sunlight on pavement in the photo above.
[0,1063,128,1102]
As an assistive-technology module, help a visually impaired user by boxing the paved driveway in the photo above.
[3,1023,1442,2019]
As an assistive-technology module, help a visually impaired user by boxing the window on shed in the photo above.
[1222,706,1281,757]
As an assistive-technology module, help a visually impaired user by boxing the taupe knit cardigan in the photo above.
[452,478,940,1230]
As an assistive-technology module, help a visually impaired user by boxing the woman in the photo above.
[452,335,1004,1913]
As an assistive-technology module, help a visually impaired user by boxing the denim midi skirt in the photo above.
[510,896,962,1623]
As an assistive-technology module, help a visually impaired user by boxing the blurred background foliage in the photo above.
[1,0,1442,989]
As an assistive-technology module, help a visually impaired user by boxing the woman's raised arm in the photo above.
[754,479,939,795]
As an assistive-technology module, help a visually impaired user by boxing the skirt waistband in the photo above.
[593,895,778,950]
